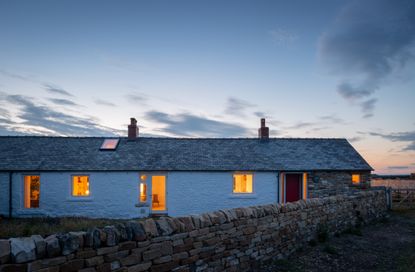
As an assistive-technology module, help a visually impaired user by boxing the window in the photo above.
[352,174,361,184]
[24,176,40,208]
[233,174,253,193]
[100,139,119,150]
[140,175,147,202]
[72,176,90,196]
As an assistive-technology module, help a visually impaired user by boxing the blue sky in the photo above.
[0,0,414,174]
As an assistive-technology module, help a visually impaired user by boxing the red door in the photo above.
[286,174,301,202]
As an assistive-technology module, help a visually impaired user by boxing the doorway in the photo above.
[151,175,167,212]
[285,173,301,202]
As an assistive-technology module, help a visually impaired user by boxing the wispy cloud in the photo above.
[361,98,378,119]
[44,84,74,97]
[1,93,120,136]
[348,136,364,143]
[125,93,147,105]
[48,98,79,107]
[369,130,415,151]
[319,114,346,124]
[225,97,256,117]
[0,69,36,83]
[387,166,409,170]
[145,110,249,137]
[319,0,415,117]
[94,99,116,107]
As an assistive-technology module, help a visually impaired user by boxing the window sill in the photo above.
[229,193,257,199]
[66,197,94,202]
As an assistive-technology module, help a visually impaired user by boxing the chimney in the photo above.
[258,118,269,140]
[128,118,139,140]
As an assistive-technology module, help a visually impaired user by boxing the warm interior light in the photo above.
[140,175,147,181]
[233,174,253,193]
[352,174,361,184]
[302,173,307,200]
[151,176,166,210]
[72,176,90,196]
[24,176,40,208]
[140,182,147,202]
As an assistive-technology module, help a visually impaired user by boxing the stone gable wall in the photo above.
[0,190,387,272]
[307,171,371,198]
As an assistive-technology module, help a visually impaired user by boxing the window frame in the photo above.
[232,172,255,195]
[351,173,361,185]
[23,175,41,209]
[68,174,93,201]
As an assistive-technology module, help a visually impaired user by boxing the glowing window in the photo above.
[100,139,119,150]
[352,174,361,184]
[302,173,308,200]
[24,176,40,208]
[233,174,253,193]
[139,175,147,202]
[140,183,147,202]
[72,176,90,196]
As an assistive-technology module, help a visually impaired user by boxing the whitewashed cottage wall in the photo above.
[0,172,9,217]
[7,171,279,219]
[166,172,279,216]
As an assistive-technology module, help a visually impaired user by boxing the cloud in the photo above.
[269,28,298,45]
[348,136,364,143]
[0,69,36,82]
[144,110,250,137]
[286,122,316,130]
[225,97,256,117]
[1,94,120,136]
[337,82,376,101]
[44,84,73,97]
[125,93,147,105]
[48,98,79,107]
[368,130,415,151]
[360,98,378,118]
[319,114,346,124]
[387,166,409,169]
[94,99,116,107]
[319,0,415,117]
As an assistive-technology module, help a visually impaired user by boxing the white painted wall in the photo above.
[11,172,142,219]
[166,172,279,216]
[9,171,279,219]
[0,172,9,217]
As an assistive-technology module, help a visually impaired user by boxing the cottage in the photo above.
[0,118,372,219]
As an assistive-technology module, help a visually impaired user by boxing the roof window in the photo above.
[100,139,120,150]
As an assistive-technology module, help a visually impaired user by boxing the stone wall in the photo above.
[0,190,387,272]
[307,171,371,198]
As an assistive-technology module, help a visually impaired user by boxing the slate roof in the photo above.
[0,136,373,171]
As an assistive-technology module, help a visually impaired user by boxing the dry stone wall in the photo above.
[0,190,387,272]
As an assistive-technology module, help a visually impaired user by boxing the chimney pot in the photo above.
[128,117,139,140]
[258,118,269,140]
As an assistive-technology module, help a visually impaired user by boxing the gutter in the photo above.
[9,171,12,218]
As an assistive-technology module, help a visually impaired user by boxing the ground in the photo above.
[261,209,415,272]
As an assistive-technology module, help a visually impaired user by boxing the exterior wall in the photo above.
[9,171,279,219]
[166,172,279,216]
[11,172,141,219]
[0,172,9,217]
[307,171,371,198]
[0,190,388,271]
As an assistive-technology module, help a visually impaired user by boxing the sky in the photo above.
[0,0,414,174]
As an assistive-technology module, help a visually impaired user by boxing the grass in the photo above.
[0,217,132,238]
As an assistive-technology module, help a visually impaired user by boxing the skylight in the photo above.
[100,139,120,150]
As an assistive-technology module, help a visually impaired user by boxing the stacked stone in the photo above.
[0,190,387,272]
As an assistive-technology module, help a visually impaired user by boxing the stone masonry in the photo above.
[307,171,371,198]
[0,190,387,272]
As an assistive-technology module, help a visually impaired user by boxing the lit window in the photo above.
[72,176,90,196]
[303,173,307,200]
[24,176,40,208]
[233,174,253,193]
[140,175,147,202]
[352,174,361,184]
[100,139,120,150]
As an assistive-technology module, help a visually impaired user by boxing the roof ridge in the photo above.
[0,136,348,140]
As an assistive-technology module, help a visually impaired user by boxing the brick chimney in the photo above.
[258,118,269,140]
[128,118,139,140]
